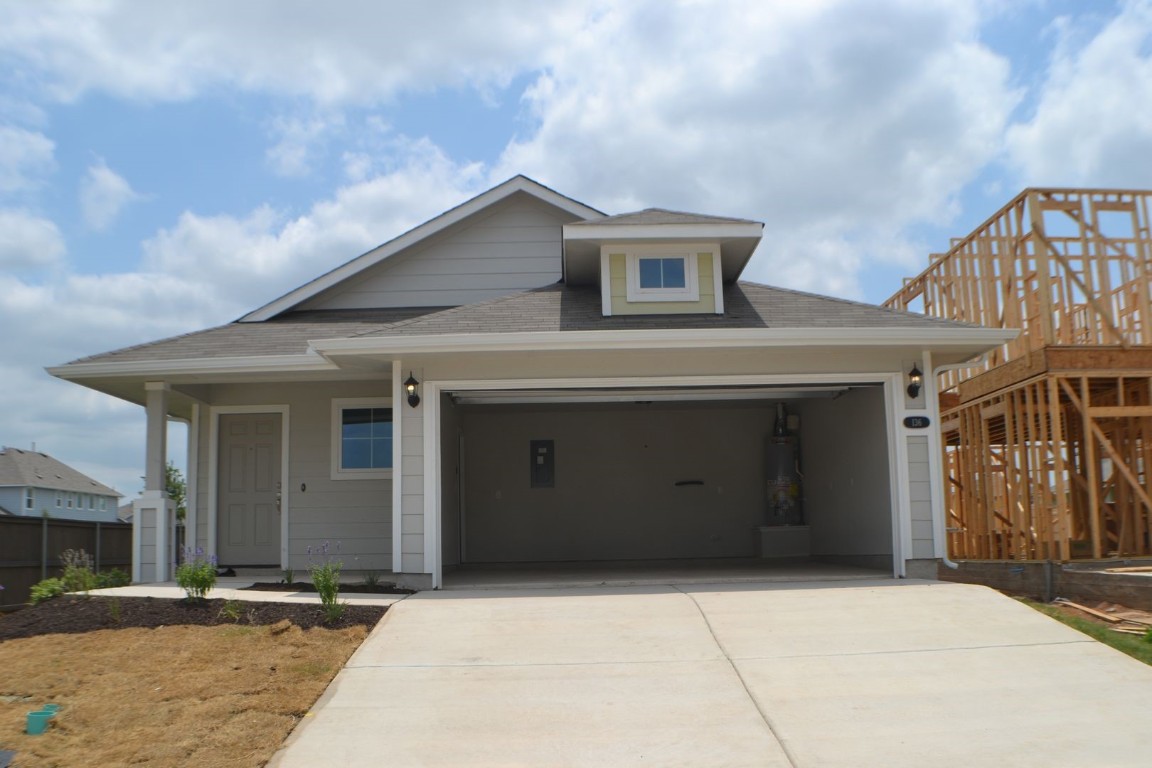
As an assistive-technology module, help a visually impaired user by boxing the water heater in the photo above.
[765,404,803,526]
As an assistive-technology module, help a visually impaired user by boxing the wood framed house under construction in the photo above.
[885,188,1152,563]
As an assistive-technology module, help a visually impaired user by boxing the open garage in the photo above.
[437,383,896,580]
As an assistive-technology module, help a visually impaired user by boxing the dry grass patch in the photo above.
[0,619,370,767]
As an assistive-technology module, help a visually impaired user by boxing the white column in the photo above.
[139,382,170,582]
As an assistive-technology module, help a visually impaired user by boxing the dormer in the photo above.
[562,209,764,316]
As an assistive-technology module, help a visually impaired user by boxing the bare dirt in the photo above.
[0,595,389,767]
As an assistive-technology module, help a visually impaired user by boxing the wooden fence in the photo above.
[0,516,132,610]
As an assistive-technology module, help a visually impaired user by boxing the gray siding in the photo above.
[301,195,573,310]
[197,381,394,572]
[0,487,24,515]
[907,435,935,559]
[400,376,424,573]
[799,387,893,565]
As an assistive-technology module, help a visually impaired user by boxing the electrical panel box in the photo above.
[530,439,555,488]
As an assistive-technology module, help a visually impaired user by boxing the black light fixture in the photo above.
[404,372,421,408]
[907,364,923,399]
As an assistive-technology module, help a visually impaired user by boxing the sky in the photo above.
[2,0,1151,501]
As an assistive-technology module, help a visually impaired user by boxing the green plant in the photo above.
[307,541,344,622]
[60,548,98,594]
[219,599,244,622]
[95,568,131,588]
[175,546,217,600]
[282,568,295,585]
[107,597,122,623]
[362,571,381,588]
[29,578,66,605]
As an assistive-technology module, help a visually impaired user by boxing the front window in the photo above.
[25,488,34,510]
[331,398,394,480]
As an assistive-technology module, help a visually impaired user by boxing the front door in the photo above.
[217,413,282,566]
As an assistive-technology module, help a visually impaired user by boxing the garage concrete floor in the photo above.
[443,558,889,589]
[270,579,1152,767]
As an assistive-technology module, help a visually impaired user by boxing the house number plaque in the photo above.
[903,416,931,429]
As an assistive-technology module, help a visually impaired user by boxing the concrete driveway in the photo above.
[269,579,1152,767]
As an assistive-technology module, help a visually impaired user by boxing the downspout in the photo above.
[930,353,990,570]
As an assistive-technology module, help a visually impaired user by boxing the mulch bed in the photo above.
[242,581,416,595]
[0,596,390,642]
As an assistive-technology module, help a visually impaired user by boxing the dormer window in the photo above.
[626,249,700,302]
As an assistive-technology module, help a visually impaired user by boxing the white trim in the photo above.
[885,374,910,577]
[422,370,908,589]
[423,388,441,587]
[311,326,1018,357]
[563,221,763,242]
[242,176,605,322]
[391,360,403,574]
[712,249,725,315]
[47,353,336,380]
[186,404,200,557]
[207,405,290,569]
[329,397,396,481]
[599,252,612,317]
[625,248,701,302]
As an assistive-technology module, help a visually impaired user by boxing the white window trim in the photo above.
[25,487,33,509]
[55,492,62,508]
[625,249,700,302]
[331,397,395,480]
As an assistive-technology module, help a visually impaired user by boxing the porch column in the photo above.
[134,382,172,582]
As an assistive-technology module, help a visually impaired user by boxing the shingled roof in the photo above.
[57,281,979,367]
[0,447,120,497]
[349,281,978,338]
[566,208,760,226]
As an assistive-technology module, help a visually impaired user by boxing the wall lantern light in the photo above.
[404,372,421,408]
[907,364,923,399]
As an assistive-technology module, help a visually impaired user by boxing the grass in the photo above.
[0,619,369,767]
[1021,598,1152,667]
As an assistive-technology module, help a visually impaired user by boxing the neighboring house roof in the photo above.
[0,447,121,497]
[240,175,606,323]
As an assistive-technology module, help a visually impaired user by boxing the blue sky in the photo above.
[1,0,1151,499]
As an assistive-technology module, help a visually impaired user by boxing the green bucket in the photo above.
[26,710,53,735]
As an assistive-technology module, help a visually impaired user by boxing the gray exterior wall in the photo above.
[798,387,893,568]
[457,402,775,562]
[907,435,934,560]
[300,195,575,310]
[192,380,393,571]
[0,486,119,523]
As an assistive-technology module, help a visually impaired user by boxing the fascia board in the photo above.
[241,177,605,323]
[46,354,337,380]
[562,222,764,242]
[310,327,1018,356]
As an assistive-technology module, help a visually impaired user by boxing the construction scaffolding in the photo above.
[885,189,1152,561]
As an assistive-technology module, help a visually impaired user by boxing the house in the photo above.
[48,176,1015,588]
[0,446,122,523]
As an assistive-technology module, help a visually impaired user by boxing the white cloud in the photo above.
[0,125,55,195]
[1005,0,1152,186]
[0,209,65,269]
[0,0,589,105]
[495,0,1017,296]
[79,160,140,230]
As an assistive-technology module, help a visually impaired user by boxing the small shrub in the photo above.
[175,546,217,600]
[29,578,66,605]
[307,541,345,623]
[362,571,381,588]
[107,597,122,624]
[282,568,295,586]
[61,549,97,594]
[219,599,244,622]
[95,568,131,589]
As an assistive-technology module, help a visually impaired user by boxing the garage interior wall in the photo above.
[454,401,774,563]
[797,387,893,569]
